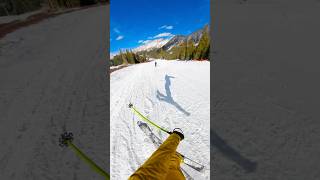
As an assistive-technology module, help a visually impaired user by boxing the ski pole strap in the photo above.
[67,141,110,180]
[129,104,171,134]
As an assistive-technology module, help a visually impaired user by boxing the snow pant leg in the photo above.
[165,153,186,180]
[129,133,182,180]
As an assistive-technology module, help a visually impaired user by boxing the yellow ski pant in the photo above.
[129,133,185,180]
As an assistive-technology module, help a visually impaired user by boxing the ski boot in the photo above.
[171,128,184,140]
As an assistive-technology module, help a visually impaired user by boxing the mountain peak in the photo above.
[162,25,209,51]
[133,38,172,52]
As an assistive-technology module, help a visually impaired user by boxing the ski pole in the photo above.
[59,132,110,180]
[128,103,171,134]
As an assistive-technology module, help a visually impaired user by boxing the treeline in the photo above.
[141,30,210,60]
[111,50,148,66]
[0,0,108,16]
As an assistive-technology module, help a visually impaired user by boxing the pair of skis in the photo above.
[128,103,204,180]
[137,121,204,173]
[129,103,205,176]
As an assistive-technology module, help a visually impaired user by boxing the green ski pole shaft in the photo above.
[67,141,110,180]
[129,104,171,134]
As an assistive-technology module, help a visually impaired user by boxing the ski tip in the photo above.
[128,103,133,108]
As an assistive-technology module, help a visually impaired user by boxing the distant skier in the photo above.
[129,129,185,180]
[155,61,157,67]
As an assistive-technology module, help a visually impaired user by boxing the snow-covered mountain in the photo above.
[187,24,209,44]
[133,38,171,52]
[110,24,209,58]
[162,24,209,51]
[161,35,186,51]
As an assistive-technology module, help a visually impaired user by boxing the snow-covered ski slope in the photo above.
[110,59,210,179]
[0,5,108,180]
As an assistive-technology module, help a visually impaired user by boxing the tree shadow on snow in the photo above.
[211,130,258,173]
[156,74,190,116]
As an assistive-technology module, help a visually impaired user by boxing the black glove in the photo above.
[172,128,184,140]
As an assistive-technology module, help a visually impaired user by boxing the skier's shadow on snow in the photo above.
[156,75,191,116]
[211,130,257,173]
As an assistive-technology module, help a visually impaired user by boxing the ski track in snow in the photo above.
[111,60,210,179]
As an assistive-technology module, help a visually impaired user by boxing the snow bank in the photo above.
[0,9,44,24]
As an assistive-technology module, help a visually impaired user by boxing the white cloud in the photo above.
[137,39,156,44]
[159,25,174,30]
[137,40,152,44]
[141,40,151,44]
[113,28,120,34]
[153,32,174,38]
[116,35,124,40]
[166,25,173,29]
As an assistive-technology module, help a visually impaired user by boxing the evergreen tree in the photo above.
[120,50,128,64]
[186,41,195,60]
[195,30,210,60]
[124,49,134,64]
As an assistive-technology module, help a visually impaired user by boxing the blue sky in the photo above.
[110,0,210,54]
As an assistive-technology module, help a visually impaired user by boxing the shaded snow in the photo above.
[213,0,320,179]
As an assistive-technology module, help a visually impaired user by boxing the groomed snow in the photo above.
[110,60,210,179]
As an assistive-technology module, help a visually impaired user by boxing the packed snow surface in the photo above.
[110,60,210,179]
[0,5,108,180]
